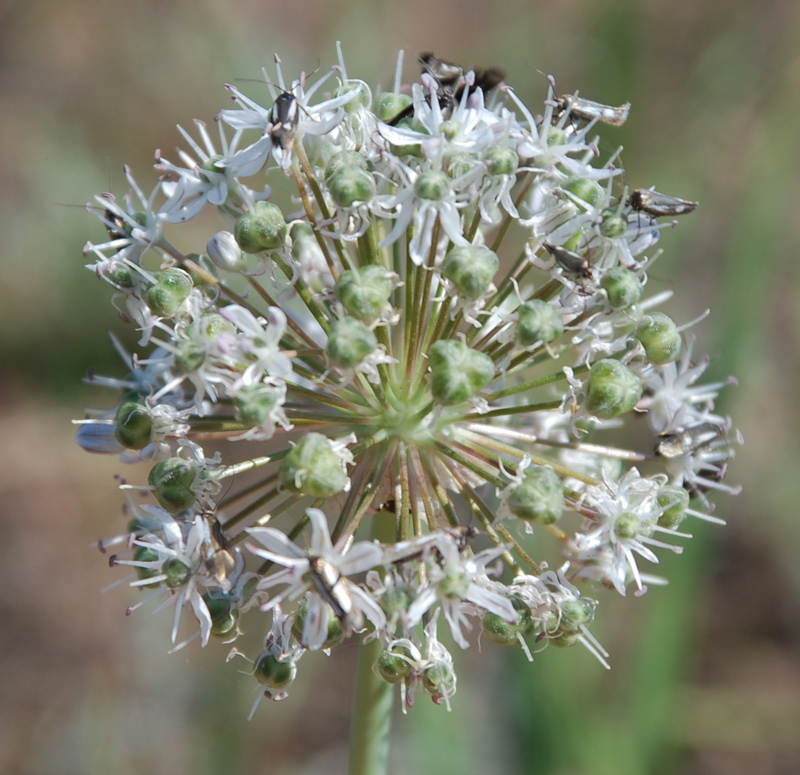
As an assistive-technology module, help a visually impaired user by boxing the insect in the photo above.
[543,242,593,281]
[387,53,505,126]
[198,510,237,590]
[103,208,130,241]
[628,187,698,217]
[268,91,300,152]
[655,422,722,459]
[307,555,362,634]
[555,94,631,127]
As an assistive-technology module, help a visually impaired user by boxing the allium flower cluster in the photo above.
[78,46,741,713]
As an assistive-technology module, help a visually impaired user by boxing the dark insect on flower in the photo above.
[555,94,631,127]
[628,188,698,217]
[655,422,722,459]
[199,512,237,589]
[103,208,130,241]
[269,92,300,151]
[307,555,361,634]
[544,242,593,281]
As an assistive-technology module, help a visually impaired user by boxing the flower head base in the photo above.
[78,47,740,713]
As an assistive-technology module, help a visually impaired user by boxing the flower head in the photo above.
[79,46,740,712]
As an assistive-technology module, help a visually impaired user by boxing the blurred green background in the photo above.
[1,0,799,773]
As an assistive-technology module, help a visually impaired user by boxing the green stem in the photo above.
[348,636,393,775]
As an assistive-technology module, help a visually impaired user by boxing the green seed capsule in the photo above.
[132,545,160,581]
[601,267,643,309]
[447,153,478,179]
[376,646,414,684]
[114,402,153,450]
[415,170,450,201]
[173,341,205,375]
[203,593,240,637]
[373,92,412,122]
[200,154,225,177]
[506,465,564,524]
[326,317,378,369]
[657,485,690,529]
[325,150,370,181]
[279,433,348,498]
[234,383,283,428]
[564,177,605,208]
[584,359,643,419]
[429,339,495,406]
[292,600,345,649]
[547,126,568,146]
[328,165,376,208]
[254,653,296,690]
[334,266,395,324]
[483,595,535,645]
[614,511,642,540]
[163,557,191,589]
[600,210,627,238]
[636,312,681,365]
[335,83,369,113]
[484,145,519,176]
[558,598,594,634]
[441,245,499,299]
[422,662,456,698]
[187,313,236,341]
[234,201,287,253]
[148,457,197,513]
[145,267,193,317]
[517,300,564,346]
[105,262,134,289]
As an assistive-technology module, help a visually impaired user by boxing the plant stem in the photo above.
[348,636,394,775]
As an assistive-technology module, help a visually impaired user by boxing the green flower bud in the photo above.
[132,545,160,581]
[234,201,287,253]
[328,165,376,208]
[517,300,564,346]
[148,457,197,513]
[564,177,605,208]
[415,170,450,201]
[422,661,456,698]
[376,645,414,684]
[373,92,412,122]
[292,600,345,649]
[601,267,643,309]
[636,312,681,365]
[600,210,627,238]
[279,433,348,498]
[334,265,395,324]
[657,485,690,529]
[441,245,499,299]
[380,588,412,618]
[506,465,564,524]
[114,401,153,450]
[429,339,495,406]
[254,653,296,690]
[440,119,461,140]
[584,359,643,419]
[203,593,240,637]
[145,267,193,317]
[484,145,519,176]
[163,557,191,589]
[207,230,247,272]
[326,316,378,369]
